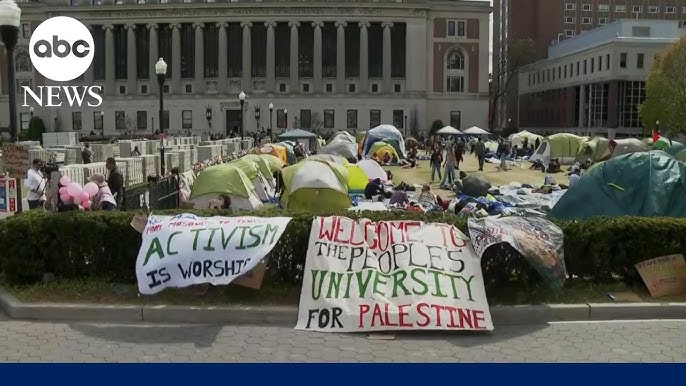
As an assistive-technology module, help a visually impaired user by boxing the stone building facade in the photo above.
[0,0,490,136]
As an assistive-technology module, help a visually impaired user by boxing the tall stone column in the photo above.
[218,22,228,93]
[289,21,300,92]
[358,22,370,93]
[126,24,137,95]
[241,22,252,92]
[313,21,323,92]
[382,22,393,93]
[171,23,182,93]
[266,21,276,92]
[84,25,95,84]
[194,22,205,93]
[103,24,115,95]
[578,84,586,128]
[147,24,159,95]
[335,21,346,93]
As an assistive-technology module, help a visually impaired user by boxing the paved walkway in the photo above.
[0,313,684,362]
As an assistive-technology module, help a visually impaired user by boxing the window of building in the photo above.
[371,84,379,93]
[141,85,148,94]
[203,24,219,78]
[620,52,627,68]
[370,110,381,128]
[552,68,556,80]
[681,20,686,28]
[324,109,334,129]
[276,109,286,129]
[558,66,561,79]
[392,110,403,129]
[113,26,128,80]
[20,113,30,131]
[683,6,686,14]
[666,6,676,13]
[94,111,104,132]
[564,29,575,37]
[565,3,576,11]
[576,61,580,76]
[581,17,592,24]
[447,20,466,37]
[137,111,147,130]
[72,112,82,131]
[637,53,644,69]
[528,73,532,85]
[119,85,126,95]
[632,6,643,13]
[618,81,646,129]
[565,16,575,24]
[163,84,169,93]
[449,111,461,129]
[325,83,333,93]
[606,54,610,70]
[564,65,567,78]
[590,58,594,73]
[185,84,192,93]
[21,23,30,38]
[348,84,356,92]
[583,59,587,74]
[648,6,659,13]
[598,55,602,71]
[446,50,465,93]
[615,5,626,13]
[279,83,287,93]
[182,110,192,129]
[394,84,401,92]
[115,111,126,130]
[582,4,592,11]
[598,18,608,25]
[346,110,357,129]
[303,83,310,93]
[300,109,312,129]
[180,24,195,79]
[598,4,608,12]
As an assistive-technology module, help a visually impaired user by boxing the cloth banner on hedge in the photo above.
[468,216,566,288]
[135,213,291,295]
[295,216,493,332]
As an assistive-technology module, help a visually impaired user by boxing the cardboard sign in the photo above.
[635,254,686,298]
[130,213,149,234]
[2,143,30,179]
[233,258,268,290]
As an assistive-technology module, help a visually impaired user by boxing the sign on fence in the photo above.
[295,216,493,332]
[135,213,291,295]
[2,143,29,179]
[468,216,567,288]
[635,254,686,298]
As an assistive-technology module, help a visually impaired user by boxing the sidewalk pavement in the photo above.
[1,286,685,325]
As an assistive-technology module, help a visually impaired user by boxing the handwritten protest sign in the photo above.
[468,216,567,288]
[2,143,29,179]
[295,216,493,332]
[635,254,686,298]
[135,213,291,295]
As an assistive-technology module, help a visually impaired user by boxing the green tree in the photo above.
[27,116,46,143]
[490,38,537,129]
[639,37,686,135]
[429,119,444,137]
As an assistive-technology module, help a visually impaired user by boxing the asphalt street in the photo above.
[0,311,684,362]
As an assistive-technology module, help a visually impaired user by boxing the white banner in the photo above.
[135,213,291,294]
[295,216,493,332]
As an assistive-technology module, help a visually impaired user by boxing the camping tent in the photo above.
[530,133,587,165]
[368,141,398,160]
[240,154,279,189]
[437,126,461,135]
[278,129,317,151]
[463,126,489,135]
[280,160,350,211]
[189,164,263,210]
[228,157,275,201]
[609,138,649,158]
[256,153,285,173]
[257,144,288,165]
[276,141,298,164]
[357,159,388,182]
[320,131,357,159]
[361,125,406,158]
[309,154,349,165]
[550,151,686,219]
[509,130,543,149]
[346,164,369,194]
[575,136,610,163]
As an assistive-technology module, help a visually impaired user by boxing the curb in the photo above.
[1,286,685,326]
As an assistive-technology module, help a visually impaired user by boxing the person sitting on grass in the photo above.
[364,178,386,200]
[391,154,399,165]
[381,153,391,165]
[388,183,409,206]
[416,184,450,211]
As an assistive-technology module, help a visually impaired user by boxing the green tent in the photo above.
[550,151,686,220]
[280,159,350,211]
[241,154,276,181]
[228,157,262,180]
[674,149,686,162]
[256,154,285,173]
[531,133,588,165]
[277,141,297,165]
[575,136,610,163]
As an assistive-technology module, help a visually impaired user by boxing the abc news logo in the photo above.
[23,16,102,108]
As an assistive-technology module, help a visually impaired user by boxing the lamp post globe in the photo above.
[238,91,246,150]
[284,109,288,131]
[268,102,274,136]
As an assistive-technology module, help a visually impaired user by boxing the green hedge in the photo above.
[1,210,685,292]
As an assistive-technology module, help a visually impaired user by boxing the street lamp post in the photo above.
[100,110,104,138]
[268,102,274,138]
[1,0,22,212]
[155,58,168,175]
[29,106,33,119]
[404,114,407,136]
[284,109,288,131]
[656,120,660,134]
[254,105,261,133]
[239,91,246,150]
[205,106,212,131]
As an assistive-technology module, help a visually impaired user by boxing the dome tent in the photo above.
[280,159,351,211]
[361,125,406,159]
[508,130,543,149]
[346,164,369,194]
[357,159,388,182]
[320,132,357,159]
[190,164,263,210]
[530,133,587,166]
[276,141,298,165]
[228,157,275,201]
[242,154,278,188]
[257,144,288,165]
[550,151,686,220]
[608,138,650,158]
[309,154,349,165]
[368,141,398,159]
[575,136,610,163]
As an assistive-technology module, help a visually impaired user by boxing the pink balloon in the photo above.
[82,200,91,209]
[59,187,67,195]
[83,182,99,197]
[60,193,71,203]
[80,191,90,201]
[67,182,82,198]
[59,176,71,186]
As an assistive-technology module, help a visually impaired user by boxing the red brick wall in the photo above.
[434,18,446,38]
[467,19,479,39]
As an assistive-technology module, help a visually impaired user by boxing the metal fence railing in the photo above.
[122,175,179,211]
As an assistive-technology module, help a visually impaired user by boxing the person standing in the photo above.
[499,142,510,171]
[441,144,456,189]
[105,157,124,209]
[455,140,464,170]
[81,143,92,164]
[474,139,486,171]
[25,158,46,210]
[430,146,443,183]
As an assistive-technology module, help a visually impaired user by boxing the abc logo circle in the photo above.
[29,16,94,82]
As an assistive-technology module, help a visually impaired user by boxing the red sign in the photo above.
[9,198,15,212]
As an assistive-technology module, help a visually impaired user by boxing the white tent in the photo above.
[508,130,542,149]
[463,126,490,135]
[437,126,462,135]
[357,159,388,182]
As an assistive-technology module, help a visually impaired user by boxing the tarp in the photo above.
[280,159,350,211]
[189,164,263,210]
[575,136,610,163]
[257,144,288,165]
[276,141,297,165]
[346,164,368,194]
[530,133,587,165]
[357,159,388,182]
[550,151,686,219]
[361,125,406,158]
